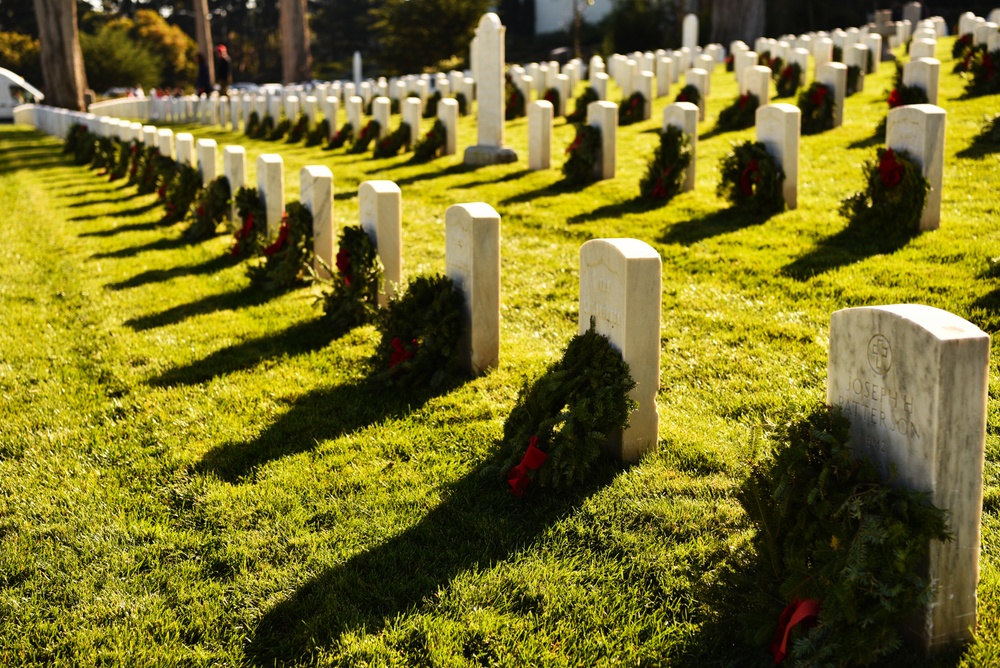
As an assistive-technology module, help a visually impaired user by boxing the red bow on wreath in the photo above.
[738,93,751,109]
[887,88,902,108]
[507,436,548,498]
[810,86,827,107]
[740,159,762,196]
[769,598,820,663]
[878,149,905,189]
[389,336,417,371]
[651,166,673,199]
[263,218,290,256]
[678,91,688,102]
[335,246,352,285]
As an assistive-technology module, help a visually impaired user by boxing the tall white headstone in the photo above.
[359,180,402,305]
[528,100,552,171]
[353,51,362,87]
[256,154,284,239]
[817,62,847,127]
[301,166,334,280]
[587,101,617,180]
[663,102,698,192]
[886,104,945,231]
[438,98,459,156]
[464,13,517,165]
[196,138,217,186]
[755,104,800,209]
[223,146,246,226]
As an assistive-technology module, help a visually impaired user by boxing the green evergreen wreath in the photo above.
[716,92,759,132]
[128,143,154,187]
[725,54,734,72]
[505,79,526,120]
[327,122,354,150]
[138,152,174,196]
[245,110,261,138]
[265,115,291,141]
[423,90,442,118]
[966,48,1000,96]
[371,274,465,389]
[953,43,983,74]
[161,163,202,225]
[321,225,383,333]
[639,125,692,202]
[562,123,601,186]
[247,200,314,291]
[797,82,834,135]
[543,87,560,115]
[493,322,635,496]
[350,120,380,153]
[92,135,114,172]
[839,147,929,238]
[259,113,276,139]
[454,92,468,116]
[108,139,131,182]
[974,113,1000,146]
[373,122,411,158]
[675,84,701,106]
[305,118,330,147]
[286,113,309,143]
[411,119,446,163]
[845,65,861,95]
[775,62,802,98]
[953,33,973,60]
[182,175,231,241]
[231,187,267,257]
[64,123,90,160]
[566,86,599,123]
[873,83,928,139]
[736,405,950,666]
[618,91,645,126]
[717,141,785,214]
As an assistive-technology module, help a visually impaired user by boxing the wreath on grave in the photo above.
[327,122,354,150]
[775,62,802,98]
[181,175,231,241]
[735,405,950,666]
[543,87,560,115]
[952,32,973,60]
[505,79,526,120]
[618,91,645,126]
[974,112,1000,146]
[69,126,97,165]
[873,80,928,139]
[675,84,701,106]
[138,152,174,196]
[423,90,442,119]
[247,201,314,291]
[566,86,599,123]
[454,92,468,116]
[716,93,759,132]
[265,115,291,141]
[491,321,635,497]
[320,225,383,333]
[966,48,1000,96]
[109,139,131,182]
[161,164,202,225]
[306,118,330,147]
[845,65,861,95]
[725,54,735,72]
[128,143,153,186]
[373,122,411,158]
[286,113,309,143]
[411,119,447,163]
[639,125,692,202]
[832,45,843,63]
[954,43,983,74]
[839,147,929,238]
[371,274,465,389]
[64,123,90,160]
[350,120,380,153]
[92,136,114,172]
[717,141,785,214]
[757,50,771,66]
[797,82,834,135]
[231,187,267,257]
[562,123,601,186]
[245,110,261,138]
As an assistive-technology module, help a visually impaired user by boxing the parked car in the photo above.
[0,67,43,122]
[228,82,260,94]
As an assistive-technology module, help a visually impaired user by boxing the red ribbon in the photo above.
[769,598,820,663]
[263,219,290,256]
[780,66,793,81]
[887,88,902,108]
[740,159,761,196]
[878,149,904,189]
[335,246,352,285]
[389,337,417,371]
[738,93,750,109]
[678,91,688,102]
[810,85,827,107]
[507,436,548,498]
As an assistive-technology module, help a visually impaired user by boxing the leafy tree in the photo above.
[600,0,678,54]
[370,0,492,75]
[0,31,42,84]
[132,9,196,88]
[80,20,162,92]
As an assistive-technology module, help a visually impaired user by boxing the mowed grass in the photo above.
[1,36,999,666]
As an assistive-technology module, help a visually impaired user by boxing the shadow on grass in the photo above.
[567,195,664,225]
[71,200,161,223]
[955,141,998,160]
[499,178,588,205]
[91,234,191,260]
[107,253,237,290]
[243,454,624,666]
[79,218,167,237]
[452,167,533,190]
[64,188,141,208]
[389,161,478,187]
[123,283,279,331]
[781,226,915,280]
[847,132,882,150]
[658,207,771,246]
[150,317,333,386]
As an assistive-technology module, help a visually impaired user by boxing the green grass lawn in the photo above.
[1,37,999,666]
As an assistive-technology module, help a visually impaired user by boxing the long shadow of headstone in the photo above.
[107,254,236,290]
[658,208,770,246]
[243,458,623,666]
[781,226,914,281]
[123,284,281,331]
[568,196,665,225]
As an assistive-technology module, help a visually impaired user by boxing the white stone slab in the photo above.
[157,128,174,159]
[301,166,334,279]
[814,37,833,69]
[756,103,800,209]
[372,97,390,139]
[663,102,698,192]
[438,98,459,156]
[903,57,940,105]
[817,62,847,127]
[687,68,709,121]
[827,304,988,653]
[864,34,883,72]
[579,238,661,462]
[587,100,617,180]
[196,138,217,186]
[592,72,610,100]
[223,146,246,225]
[358,180,401,305]
[734,50,758,87]
[682,13,698,52]
[887,103,945,231]
[741,65,771,107]
[401,98,421,149]
[445,203,501,375]
[657,57,673,98]
[528,100,552,171]
[256,154,284,239]
[346,95,363,133]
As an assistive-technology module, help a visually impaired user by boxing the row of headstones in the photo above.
[958,10,1000,50]
[17,98,988,656]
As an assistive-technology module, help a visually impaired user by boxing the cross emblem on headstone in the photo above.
[868,334,892,375]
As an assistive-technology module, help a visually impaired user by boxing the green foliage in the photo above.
[64,123,95,165]
[245,111,261,139]
[350,120,380,153]
[715,93,759,132]
[411,119,446,163]
[80,22,163,92]
[716,141,785,214]
[0,31,41,87]
[797,83,834,135]
[674,84,700,106]
[601,0,677,53]
[91,135,114,172]
[505,79,525,120]
[305,118,330,147]
[639,125,691,202]
[775,62,802,98]
[543,87,560,116]
[423,90,442,118]
[265,115,291,141]
[562,123,601,186]
[371,274,465,388]
[137,152,175,196]
[248,201,314,291]
[965,49,1000,97]
[182,176,232,242]
[454,91,468,115]
[845,64,861,96]
[369,0,492,74]
[974,113,1000,146]
[161,164,202,225]
[566,86,598,123]
[373,122,411,158]
[327,122,354,149]
[108,138,131,182]
[494,323,635,492]
[286,114,310,143]
[231,187,267,257]
[132,9,196,87]
[737,405,950,667]
[321,225,383,334]
[839,148,929,238]
[618,91,645,126]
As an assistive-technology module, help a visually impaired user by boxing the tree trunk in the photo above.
[194,0,215,87]
[280,0,311,84]
[32,0,87,111]
[709,0,765,47]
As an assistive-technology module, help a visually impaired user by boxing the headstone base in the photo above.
[463,145,518,166]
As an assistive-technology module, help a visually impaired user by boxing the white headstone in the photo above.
[554,73,570,116]
[827,304,988,653]
[196,138,217,186]
[741,65,771,107]
[846,43,869,93]
[816,62,847,127]
[864,34,883,72]
[663,102,698,192]
[657,57,673,98]
[372,97,391,139]
[445,203,501,375]
[592,72,610,100]
[359,180,402,305]
[755,103,799,209]
[223,146,246,225]
[464,13,517,165]
[353,51,362,86]
[886,103,945,231]
[438,97,459,156]
[402,98,421,149]
[683,13,699,52]
[301,166,334,280]
[734,50,757,88]
[346,95,363,133]
[903,57,940,105]
[157,128,174,159]
[814,37,834,69]
[902,1,922,26]
[579,238,661,462]
[687,68,709,121]
[256,154,284,239]
[587,101,617,180]
[528,100,552,171]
